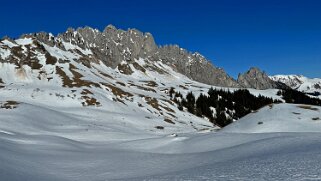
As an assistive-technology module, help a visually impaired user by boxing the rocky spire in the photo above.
[237,67,282,89]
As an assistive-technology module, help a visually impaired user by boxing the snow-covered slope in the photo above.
[271,75,321,94]
[0,36,220,134]
[0,36,283,133]
[222,103,321,133]
[1,103,321,180]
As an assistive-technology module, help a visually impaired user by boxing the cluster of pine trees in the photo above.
[169,87,279,127]
[277,89,321,106]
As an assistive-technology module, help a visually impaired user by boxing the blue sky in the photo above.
[1,0,320,78]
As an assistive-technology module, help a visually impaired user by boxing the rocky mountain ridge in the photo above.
[4,25,239,87]
[0,25,287,131]
[1,25,283,89]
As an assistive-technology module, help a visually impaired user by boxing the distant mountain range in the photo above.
[0,25,294,90]
[270,75,321,95]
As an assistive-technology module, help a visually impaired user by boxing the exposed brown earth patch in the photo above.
[116,81,126,87]
[101,83,133,99]
[144,97,161,111]
[81,96,101,107]
[0,101,19,109]
[56,64,99,88]
[128,83,156,93]
[140,80,158,87]
[298,105,319,111]
[132,62,146,73]
[45,52,57,65]
[118,63,133,75]
[164,118,175,124]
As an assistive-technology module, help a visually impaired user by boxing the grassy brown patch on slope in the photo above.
[164,118,175,124]
[101,83,133,99]
[98,71,114,79]
[140,80,158,87]
[159,104,175,113]
[1,101,19,109]
[45,53,57,65]
[81,89,93,95]
[78,57,99,68]
[118,64,133,75]
[128,83,156,93]
[81,96,101,107]
[22,45,43,70]
[144,64,168,74]
[298,105,319,111]
[116,81,126,87]
[145,97,161,111]
[132,62,146,73]
[56,64,99,88]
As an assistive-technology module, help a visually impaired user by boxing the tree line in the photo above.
[277,89,321,106]
[169,87,280,127]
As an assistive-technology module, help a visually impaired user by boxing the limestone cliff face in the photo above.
[237,67,283,89]
[1,25,286,89]
[52,25,239,87]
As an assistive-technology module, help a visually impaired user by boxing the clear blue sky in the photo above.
[1,0,321,78]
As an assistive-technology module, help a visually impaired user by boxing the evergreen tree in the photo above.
[186,92,196,113]
[169,87,175,98]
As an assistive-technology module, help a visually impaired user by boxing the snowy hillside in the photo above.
[1,27,321,180]
[1,103,321,180]
[0,36,282,133]
[222,103,321,133]
[271,75,321,95]
[0,36,218,133]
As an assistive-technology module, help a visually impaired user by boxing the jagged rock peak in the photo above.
[103,24,117,32]
[1,24,241,88]
[237,67,280,90]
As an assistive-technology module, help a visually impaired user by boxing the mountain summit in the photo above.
[0,24,286,132]
[237,67,283,89]
[0,25,287,90]
[2,25,241,87]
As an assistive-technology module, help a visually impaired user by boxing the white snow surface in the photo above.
[0,47,10,59]
[0,103,321,180]
[2,39,18,48]
[223,103,321,133]
[15,37,33,45]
